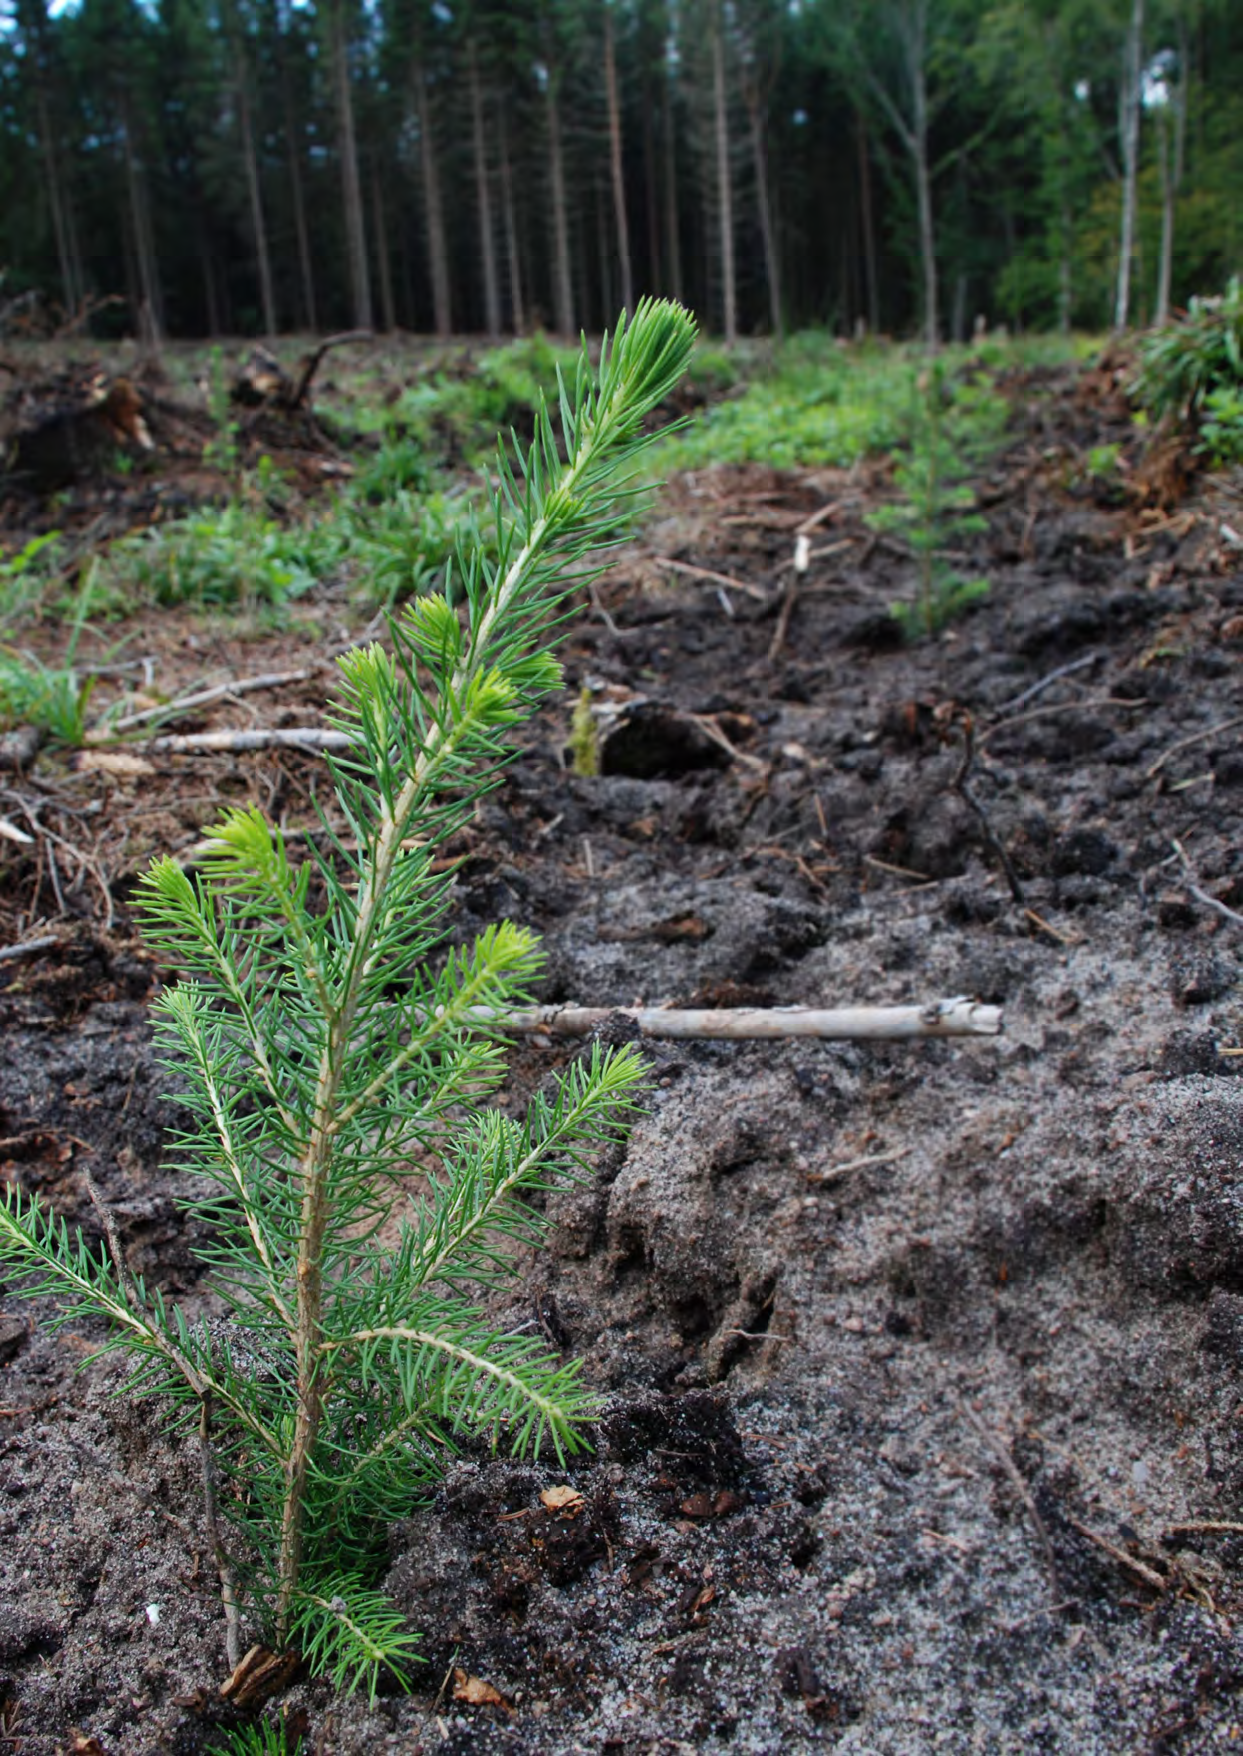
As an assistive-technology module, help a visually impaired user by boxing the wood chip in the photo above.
[453,1667,513,1711]
[540,1484,584,1514]
[71,749,156,777]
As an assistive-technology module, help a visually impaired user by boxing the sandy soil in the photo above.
[2,360,1243,1753]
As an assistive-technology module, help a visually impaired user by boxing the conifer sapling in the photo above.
[0,300,697,1700]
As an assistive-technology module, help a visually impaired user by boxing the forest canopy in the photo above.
[0,0,1240,343]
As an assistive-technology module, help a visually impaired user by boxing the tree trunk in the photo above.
[276,3,317,332]
[199,225,223,338]
[855,108,879,333]
[35,84,79,314]
[1114,0,1144,331]
[603,7,635,313]
[236,47,277,336]
[594,173,613,326]
[1154,20,1186,328]
[498,108,525,334]
[328,0,372,331]
[746,89,781,340]
[467,38,501,336]
[643,76,661,292]
[120,93,163,344]
[711,0,736,343]
[371,161,396,333]
[662,60,683,302]
[16,0,80,313]
[545,75,574,334]
[412,57,452,337]
[906,3,937,349]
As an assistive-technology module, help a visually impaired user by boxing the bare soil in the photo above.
[2,360,1243,1754]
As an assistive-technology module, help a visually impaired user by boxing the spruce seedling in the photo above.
[0,300,697,1701]
[868,361,992,640]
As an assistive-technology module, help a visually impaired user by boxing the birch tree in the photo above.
[1113,0,1144,328]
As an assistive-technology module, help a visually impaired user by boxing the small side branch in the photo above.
[200,1392,243,1671]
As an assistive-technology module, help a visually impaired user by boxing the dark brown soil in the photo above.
[2,364,1243,1754]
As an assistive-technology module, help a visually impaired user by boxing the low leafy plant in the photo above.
[343,486,490,612]
[0,300,695,1701]
[0,573,99,744]
[867,362,997,639]
[1199,385,1243,467]
[658,334,913,471]
[111,503,326,610]
[0,530,62,625]
[0,645,94,744]
[1132,278,1243,424]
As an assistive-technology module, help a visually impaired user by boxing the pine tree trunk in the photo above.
[371,161,396,332]
[904,2,938,349]
[1114,0,1144,331]
[412,58,452,337]
[662,62,683,302]
[120,94,163,344]
[276,5,317,332]
[329,0,372,331]
[594,173,614,326]
[468,38,501,336]
[545,76,574,334]
[1154,21,1185,328]
[855,108,879,333]
[237,49,277,336]
[603,7,635,313]
[746,89,781,340]
[643,81,661,291]
[34,84,79,313]
[17,1,79,313]
[711,1,736,343]
[498,109,525,334]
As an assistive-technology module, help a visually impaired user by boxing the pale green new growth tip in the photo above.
[0,300,697,1703]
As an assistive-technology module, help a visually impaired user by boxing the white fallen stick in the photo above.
[143,729,355,755]
[489,997,1002,1041]
[107,667,317,733]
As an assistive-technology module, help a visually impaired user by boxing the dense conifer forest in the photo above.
[1,0,1241,343]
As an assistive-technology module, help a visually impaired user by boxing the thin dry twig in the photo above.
[958,1399,1059,1598]
[948,709,1026,906]
[1165,1522,1243,1536]
[806,1147,906,1185]
[0,935,62,964]
[981,696,1147,748]
[1171,839,1243,929]
[996,652,1100,714]
[794,499,845,536]
[1064,1514,1167,1591]
[687,712,767,772]
[653,556,769,601]
[1146,714,1243,779]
